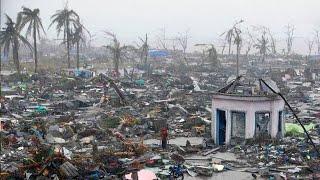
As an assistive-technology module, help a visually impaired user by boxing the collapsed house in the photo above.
[212,76,285,145]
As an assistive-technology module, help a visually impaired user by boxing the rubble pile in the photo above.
[1,63,320,179]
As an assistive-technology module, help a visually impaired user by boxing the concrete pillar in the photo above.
[270,101,278,138]
[212,100,216,143]
[212,110,216,143]
[226,110,231,144]
[270,101,284,138]
[281,110,285,137]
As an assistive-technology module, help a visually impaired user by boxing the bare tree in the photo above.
[138,33,148,65]
[305,39,314,57]
[167,38,177,52]
[285,24,295,56]
[177,29,190,64]
[244,28,254,59]
[234,28,242,76]
[177,30,189,55]
[156,27,167,50]
[314,30,320,54]
[267,28,277,55]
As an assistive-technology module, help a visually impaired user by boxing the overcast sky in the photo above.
[2,0,320,54]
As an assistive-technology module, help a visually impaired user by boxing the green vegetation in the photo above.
[285,123,315,137]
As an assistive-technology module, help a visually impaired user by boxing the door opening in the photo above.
[216,109,226,145]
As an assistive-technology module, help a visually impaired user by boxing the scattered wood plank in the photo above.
[202,147,220,156]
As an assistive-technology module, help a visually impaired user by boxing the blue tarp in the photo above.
[74,69,93,78]
[149,50,169,58]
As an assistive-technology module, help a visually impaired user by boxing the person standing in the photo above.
[161,126,168,149]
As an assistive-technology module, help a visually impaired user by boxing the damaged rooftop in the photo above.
[217,76,281,98]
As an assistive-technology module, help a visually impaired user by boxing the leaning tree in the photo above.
[0,15,32,79]
[284,24,295,56]
[17,7,45,73]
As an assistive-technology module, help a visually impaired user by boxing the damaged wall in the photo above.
[212,95,285,145]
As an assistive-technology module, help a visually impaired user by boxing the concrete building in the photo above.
[212,77,285,145]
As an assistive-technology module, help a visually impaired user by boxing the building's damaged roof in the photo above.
[217,76,280,97]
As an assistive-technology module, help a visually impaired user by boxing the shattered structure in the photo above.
[212,76,285,144]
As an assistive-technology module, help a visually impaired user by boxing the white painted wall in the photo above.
[212,94,285,144]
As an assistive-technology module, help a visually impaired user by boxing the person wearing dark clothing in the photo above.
[161,127,168,149]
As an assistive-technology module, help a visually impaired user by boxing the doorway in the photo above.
[278,111,283,136]
[216,109,226,145]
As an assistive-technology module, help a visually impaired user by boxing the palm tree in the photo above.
[138,34,149,66]
[49,6,79,68]
[233,28,242,77]
[70,22,89,69]
[254,32,269,63]
[104,32,135,76]
[221,20,244,76]
[0,15,32,79]
[17,7,45,73]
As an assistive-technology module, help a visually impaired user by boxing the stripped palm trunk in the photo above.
[13,38,21,78]
[66,18,71,68]
[114,49,120,76]
[76,41,80,69]
[236,44,240,77]
[33,22,38,73]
